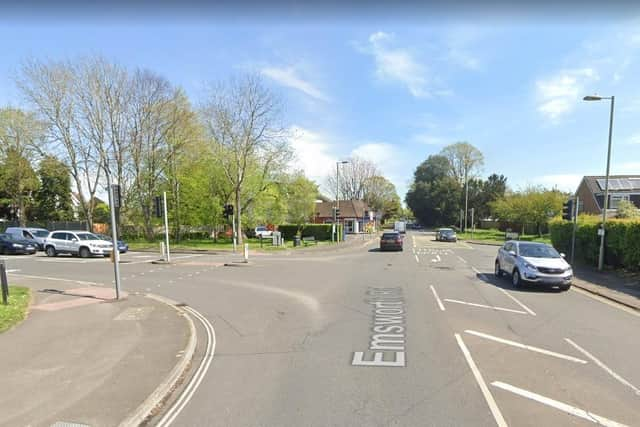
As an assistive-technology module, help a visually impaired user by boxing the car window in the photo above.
[77,233,99,240]
[504,242,513,252]
[518,243,560,258]
[0,234,11,241]
[23,231,33,239]
[51,232,65,240]
[33,230,50,237]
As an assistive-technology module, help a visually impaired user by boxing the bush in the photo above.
[276,224,343,241]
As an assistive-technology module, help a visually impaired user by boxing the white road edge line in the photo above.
[465,330,586,364]
[564,338,640,396]
[7,273,104,286]
[444,299,528,315]
[455,334,507,427]
[491,381,629,427]
[156,306,216,427]
[496,288,536,316]
[570,287,640,318]
[430,285,445,311]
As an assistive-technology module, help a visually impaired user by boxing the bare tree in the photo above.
[325,155,381,200]
[201,75,291,244]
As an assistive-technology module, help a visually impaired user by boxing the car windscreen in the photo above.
[33,230,50,237]
[0,234,13,241]
[77,233,100,240]
[518,243,560,258]
[382,233,399,239]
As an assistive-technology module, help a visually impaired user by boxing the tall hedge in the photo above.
[549,216,640,270]
[276,224,343,241]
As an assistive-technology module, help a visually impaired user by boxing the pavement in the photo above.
[0,233,638,426]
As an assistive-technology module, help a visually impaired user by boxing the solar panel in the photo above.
[596,178,640,191]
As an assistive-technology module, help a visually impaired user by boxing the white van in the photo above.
[5,227,50,250]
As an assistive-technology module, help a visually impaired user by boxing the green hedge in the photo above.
[276,224,343,241]
[549,216,640,270]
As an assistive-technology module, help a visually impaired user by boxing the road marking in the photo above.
[429,285,445,311]
[6,269,20,273]
[133,255,156,258]
[491,381,629,427]
[415,254,419,263]
[465,330,586,364]
[431,254,441,263]
[156,305,216,427]
[564,338,640,396]
[412,236,416,248]
[444,299,528,315]
[496,288,536,316]
[571,287,640,318]
[455,334,507,427]
[457,255,467,264]
[7,273,103,286]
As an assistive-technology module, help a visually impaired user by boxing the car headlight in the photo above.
[523,262,538,271]
[12,243,24,248]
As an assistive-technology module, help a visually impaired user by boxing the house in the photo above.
[575,175,640,216]
[313,199,376,234]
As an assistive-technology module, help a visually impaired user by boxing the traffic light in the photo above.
[223,204,234,219]
[562,199,573,221]
[154,196,162,218]
[111,185,122,209]
[335,207,340,218]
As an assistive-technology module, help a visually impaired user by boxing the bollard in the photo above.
[0,260,9,305]
[244,243,249,263]
[160,241,166,260]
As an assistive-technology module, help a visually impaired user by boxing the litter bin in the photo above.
[293,235,301,247]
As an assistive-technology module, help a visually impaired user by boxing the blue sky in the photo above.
[1,16,640,201]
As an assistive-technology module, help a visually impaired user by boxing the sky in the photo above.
[1,7,640,203]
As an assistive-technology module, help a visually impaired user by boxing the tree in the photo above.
[201,75,292,245]
[283,172,318,227]
[0,148,40,224]
[616,199,640,219]
[32,155,74,222]
[326,155,381,200]
[440,142,484,230]
[490,186,567,235]
[466,173,508,225]
[363,175,401,222]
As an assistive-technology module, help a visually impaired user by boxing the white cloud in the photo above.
[613,162,640,174]
[287,126,337,186]
[531,174,584,192]
[536,68,599,121]
[360,31,431,98]
[261,66,330,102]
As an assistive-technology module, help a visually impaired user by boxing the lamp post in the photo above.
[583,94,615,271]
[336,160,349,242]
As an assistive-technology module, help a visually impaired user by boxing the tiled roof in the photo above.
[314,200,371,219]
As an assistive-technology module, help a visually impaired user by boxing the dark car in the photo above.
[0,233,38,255]
[436,228,457,242]
[380,231,403,252]
[96,234,129,253]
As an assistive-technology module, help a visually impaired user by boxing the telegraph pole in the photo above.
[163,191,171,263]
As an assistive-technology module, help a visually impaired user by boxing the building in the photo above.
[574,175,640,216]
[313,199,376,233]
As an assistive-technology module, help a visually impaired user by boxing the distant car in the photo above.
[380,231,403,252]
[495,241,572,291]
[436,228,457,242]
[0,233,37,255]
[5,227,50,250]
[95,234,129,253]
[44,231,114,258]
[254,226,273,238]
[394,221,406,234]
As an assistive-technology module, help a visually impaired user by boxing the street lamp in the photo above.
[583,94,615,271]
[336,160,349,242]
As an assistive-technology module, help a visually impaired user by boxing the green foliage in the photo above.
[277,223,342,241]
[616,199,640,219]
[0,148,40,223]
[363,175,401,222]
[491,186,568,235]
[32,155,74,221]
[93,202,111,224]
[0,286,31,333]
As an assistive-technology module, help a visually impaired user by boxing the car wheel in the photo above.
[512,269,522,288]
[0,247,5,255]
[79,247,90,258]
[495,260,504,278]
[560,284,571,291]
[46,246,57,257]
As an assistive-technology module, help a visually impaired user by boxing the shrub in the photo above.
[276,224,343,241]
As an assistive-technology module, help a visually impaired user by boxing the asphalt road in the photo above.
[3,231,639,427]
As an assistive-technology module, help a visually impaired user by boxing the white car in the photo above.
[495,240,572,291]
[254,226,273,238]
[44,230,114,258]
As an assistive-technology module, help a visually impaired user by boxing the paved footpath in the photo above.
[0,276,192,427]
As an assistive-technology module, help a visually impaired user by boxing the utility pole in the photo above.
[232,213,237,252]
[464,169,469,232]
[471,207,475,239]
[163,191,171,263]
[104,158,121,299]
[571,195,579,265]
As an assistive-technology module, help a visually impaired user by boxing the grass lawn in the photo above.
[457,228,552,245]
[127,237,333,251]
[0,286,31,333]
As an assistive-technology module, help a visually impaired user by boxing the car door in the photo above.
[66,232,80,254]
[502,242,516,274]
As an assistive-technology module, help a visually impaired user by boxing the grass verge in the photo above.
[457,228,552,245]
[127,238,333,251]
[0,286,31,333]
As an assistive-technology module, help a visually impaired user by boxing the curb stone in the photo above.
[571,281,640,312]
[118,293,197,427]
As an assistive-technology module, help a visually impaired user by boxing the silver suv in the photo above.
[495,240,573,291]
[45,231,113,258]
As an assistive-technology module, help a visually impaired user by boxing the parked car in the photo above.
[495,241,572,291]
[95,234,129,253]
[44,231,114,258]
[254,226,273,238]
[436,228,457,242]
[0,233,37,255]
[5,227,50,250]
[380,231,403,252]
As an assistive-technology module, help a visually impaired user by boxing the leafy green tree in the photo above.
[364,175,401,223]
[491,186,567,235]
[284,172,318,227]
[616,199,640,219]
[0,148,40,224]
[32,155,74,222]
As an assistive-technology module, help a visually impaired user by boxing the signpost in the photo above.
[163,191,171,263]
[108,183,122,299]
[1,260,8,305]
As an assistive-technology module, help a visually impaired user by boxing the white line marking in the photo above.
[491,381,629,427]
[415,254,419,263]
[455,334,507,427]
[571,287,640,318]
[457,255,467,264]
[7,273,103,286]
[564,338,640,396]
[6,269,20,273]
[472,266,482,274]
[436,254,441,262]
[430,285,445,311]
[444,299,527,315]
[156,306,216,427]
[496,288,536,316]
[465,330,586,364]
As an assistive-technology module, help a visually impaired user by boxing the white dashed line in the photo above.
[465,330,586,364]
[457,256,467,264]
[415,254,419,263]
[565,338,640,396]
[455,334,507,427]
[443,299,528,315]
[491,381,629,427]
[496,288,536,316]
[429,285,445,311]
